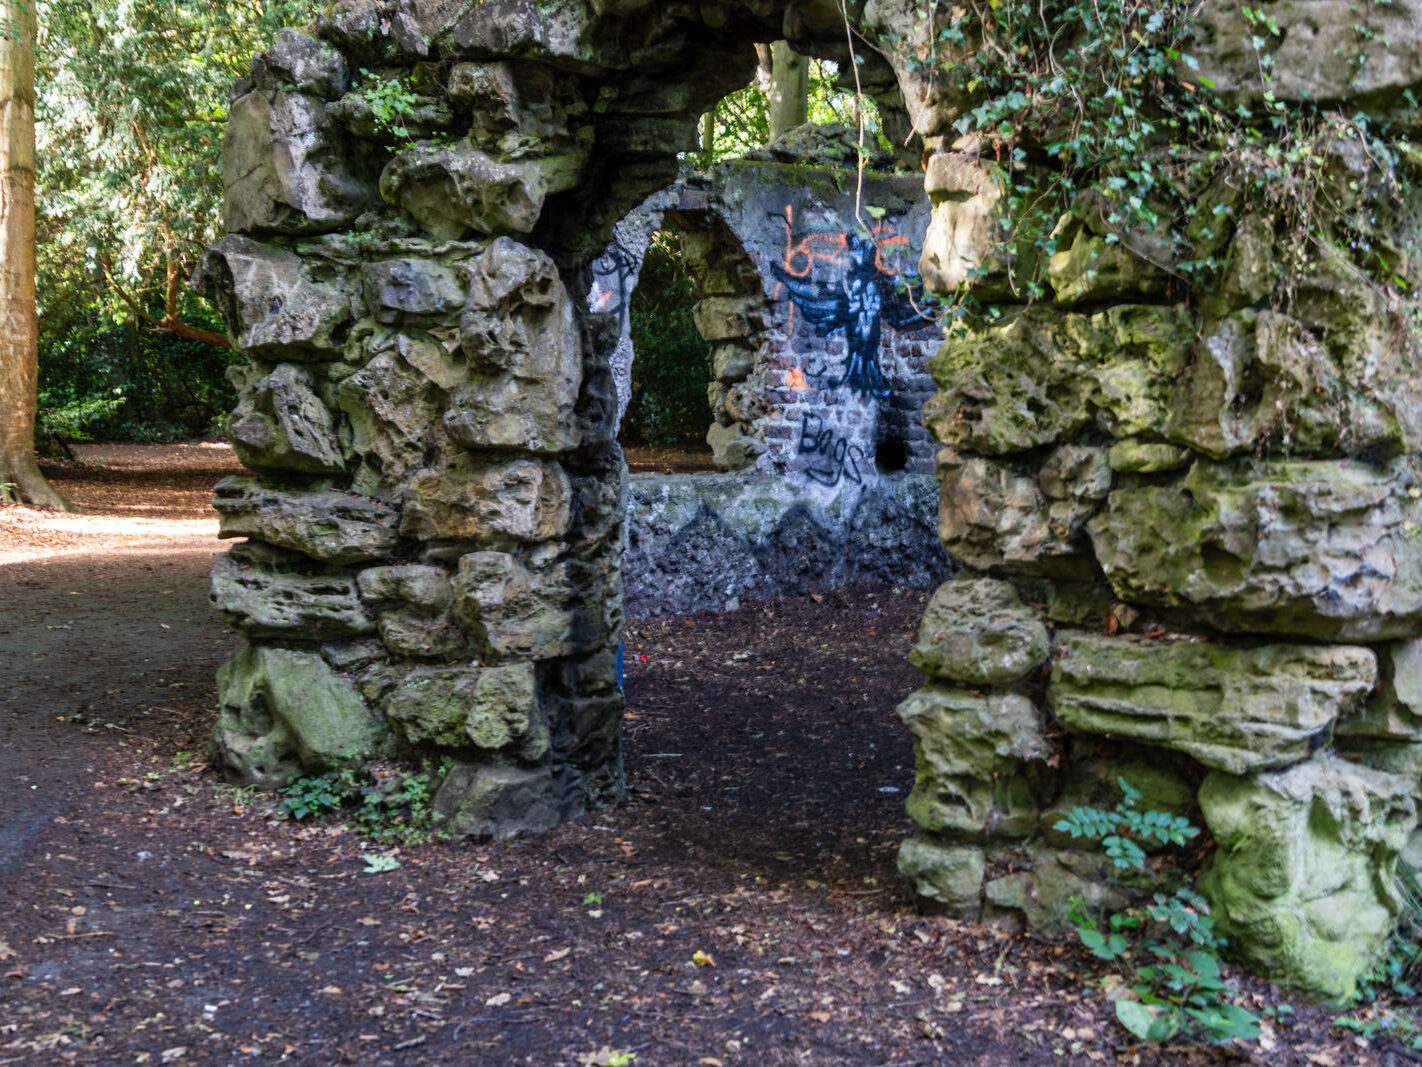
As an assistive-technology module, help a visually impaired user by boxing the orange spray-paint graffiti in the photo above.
[771,206,936,399]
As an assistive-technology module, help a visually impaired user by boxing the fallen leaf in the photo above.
[0,941,15,960]
[543,947,571,963]
[692,949,715,968]
[808,1011,831,1023]
[160,1049,186,1063]
[486,992,512,1007]
[356,917,381,927]
[317,985,342,995]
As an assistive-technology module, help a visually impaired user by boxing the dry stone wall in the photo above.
[203,0,1422,1002]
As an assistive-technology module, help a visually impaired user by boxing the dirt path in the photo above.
[0,445,1402,1065]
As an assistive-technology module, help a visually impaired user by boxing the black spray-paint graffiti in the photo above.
[771,231,937,399]
[798,413,864,488]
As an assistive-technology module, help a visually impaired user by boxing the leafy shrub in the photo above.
[1059,779,1262,1046]
[277,761,444,845]
[39,305,240,443]
[623,232,713,447]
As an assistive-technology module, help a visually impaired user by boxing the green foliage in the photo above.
[697,58,883,166]
[351,68,446,149]
[1054,778,1199,874]
[277,762,444,846]
[38,308,241,441]
[623,232,713,447]
[1059,781,1262,1047]
[36,0,319,441]
[879,0,1422,331]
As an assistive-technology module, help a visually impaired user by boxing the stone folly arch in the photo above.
[198,0,1422,1001]
[592,155,954,616]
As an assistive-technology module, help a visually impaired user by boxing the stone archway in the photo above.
[196,0,1422,1002]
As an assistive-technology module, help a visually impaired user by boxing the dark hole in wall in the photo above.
[875,435,909,473]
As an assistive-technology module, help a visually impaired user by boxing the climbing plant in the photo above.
[872,0,1422,322]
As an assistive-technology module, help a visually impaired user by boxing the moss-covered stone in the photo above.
[983,847,1128,935]
[1199,753,1417,1003]
[383,663,545,759]
[897,835,984,917]
[212,643,391,788]
[1089,456,1422,641]
[1049,632,1375,774]
[897,685,1048,839]
[924,305,1191,455]
[909,577,1048,685]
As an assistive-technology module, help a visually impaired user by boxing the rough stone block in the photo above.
[693,297,769,343]
[363,258,468,315]
[223,90,376,234]
[212,643,391,788]
[909,577,1049,685]
[897,685,1047,839]
[227,362,347,476]
[445,238,582,454]
[1049,632,1376,774]
[210,547,375,640]
[896,836,984,918]
[1169,299,1422,460]
[375,610,469,659]
[214,478,400,564]
[936,451,1100,578]
[1089,456,1422,641]
[451,550,615,660]
[257,28,350,99]
[1047,225,1168,306]
[1340,640,1422,743]
[379,144,584,240]
[194,237,354,359]
[433,761,561,841]
[383,664,545,758]
[925,305,1190,454]
[338,346,456,499]
[401,455,574,543]
[706,421,765,471]
[1200,753,1417,1003]
[357,565,452,611]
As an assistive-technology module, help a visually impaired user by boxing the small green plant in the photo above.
[582,891,604,908]
[1058,780,1261,1046]
[276,761,443,845]
[356,69,422,143]
[1055,778,1200,873]
[361,853,402,874]
[0,482,18,504]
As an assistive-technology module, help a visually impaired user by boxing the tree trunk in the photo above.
[699,110,715,168]
[767,40,808,143]
[0,0,69,509]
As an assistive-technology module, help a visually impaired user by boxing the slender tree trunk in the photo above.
[0,0,68,508]
[767,40,809,143]
[699,110,715,168]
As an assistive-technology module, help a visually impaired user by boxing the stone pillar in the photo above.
[871,0,1422,1001]
[197,22,626,839]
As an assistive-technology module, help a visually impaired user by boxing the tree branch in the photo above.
[101,257,231,349]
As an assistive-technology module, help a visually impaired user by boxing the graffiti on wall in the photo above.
[798,412,864,488]
[771,210,937,399]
